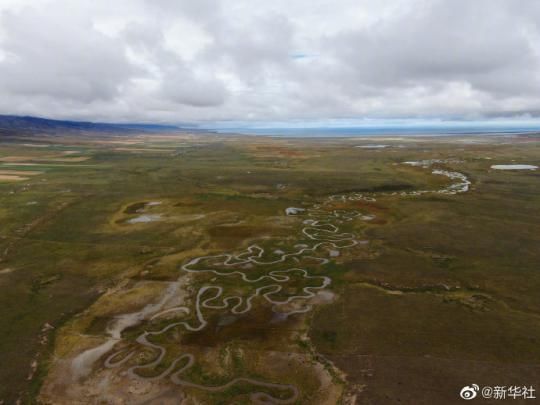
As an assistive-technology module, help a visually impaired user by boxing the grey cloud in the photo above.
[161,69,227,107]
[1,0,540,123]
[120,21,228,107]
[327,1,539,90]
[0,6,134,103]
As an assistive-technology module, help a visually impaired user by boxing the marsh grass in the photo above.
[0,134,539,403]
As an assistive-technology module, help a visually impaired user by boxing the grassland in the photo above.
[0,132,538,404]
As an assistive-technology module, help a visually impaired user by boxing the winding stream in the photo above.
[73,161,470,403]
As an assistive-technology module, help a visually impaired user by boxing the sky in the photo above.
[1,0,540,127]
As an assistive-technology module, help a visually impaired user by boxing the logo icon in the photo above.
[460,385,479,400]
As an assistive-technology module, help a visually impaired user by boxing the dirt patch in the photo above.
[93,139,144,145]
[0,170,43,176]
[0,156,37,162]
[38,157,90,162]
[0,268,15,275]
[0,155,89,163]
[0,174,28,181]
[114,148,173,152]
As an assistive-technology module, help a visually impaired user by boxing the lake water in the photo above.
[209,126,540,138]
[491,164,538,170]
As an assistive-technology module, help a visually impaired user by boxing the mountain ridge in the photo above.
[0,114,186,136]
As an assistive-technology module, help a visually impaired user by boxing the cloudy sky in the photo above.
[0,0,540,126]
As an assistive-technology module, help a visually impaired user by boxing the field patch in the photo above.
[0,174,28,181]
[0,170,43,176]
[0,166,44,180]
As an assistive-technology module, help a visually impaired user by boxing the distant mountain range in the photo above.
[0,115,187,137]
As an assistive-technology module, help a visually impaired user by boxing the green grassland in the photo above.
[0,133,538,403]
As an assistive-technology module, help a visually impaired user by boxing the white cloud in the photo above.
[0,0,540,124]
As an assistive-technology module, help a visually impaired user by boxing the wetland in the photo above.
[0,131,538,404]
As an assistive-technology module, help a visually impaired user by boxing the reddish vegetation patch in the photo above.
[352,201,389,211]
